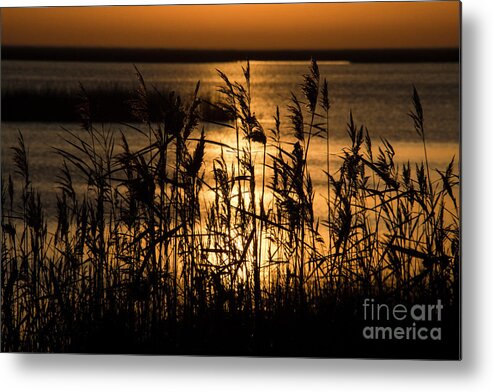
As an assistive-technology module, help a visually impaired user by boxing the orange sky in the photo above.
[1,2,460,50]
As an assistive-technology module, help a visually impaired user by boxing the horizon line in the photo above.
[2,46,460,64]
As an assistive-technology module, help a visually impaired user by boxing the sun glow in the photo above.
[2,2,460,50]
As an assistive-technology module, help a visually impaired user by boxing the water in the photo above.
[2,60,459,141]
[1,60,460,219]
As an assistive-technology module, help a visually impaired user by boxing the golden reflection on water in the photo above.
[178,125,459,284]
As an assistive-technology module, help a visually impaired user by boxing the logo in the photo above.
[362,298,443,341]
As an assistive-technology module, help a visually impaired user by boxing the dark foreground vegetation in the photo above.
[1,61,460,357]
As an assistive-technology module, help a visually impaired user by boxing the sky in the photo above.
[1,2,460,50]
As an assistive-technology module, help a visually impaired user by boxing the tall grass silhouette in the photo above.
[1,60,459,355]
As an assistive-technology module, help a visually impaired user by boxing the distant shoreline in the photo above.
[2,46,459,63]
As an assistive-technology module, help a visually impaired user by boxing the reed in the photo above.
[1,85,231,123]
[1,61,459,354]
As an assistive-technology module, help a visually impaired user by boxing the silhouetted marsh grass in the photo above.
[1,85,231,123]
[1,61,459,356]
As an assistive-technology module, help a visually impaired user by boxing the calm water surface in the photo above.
[1,60,460,219]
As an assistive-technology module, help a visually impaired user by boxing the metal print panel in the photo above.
[0,1,461,358]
